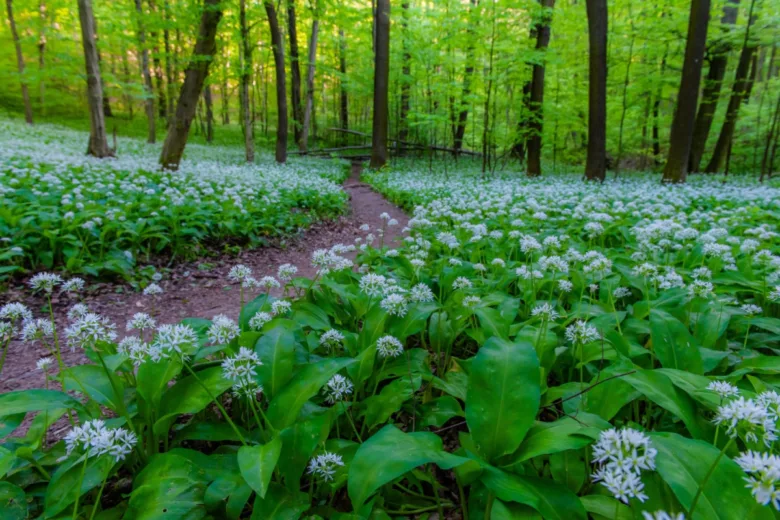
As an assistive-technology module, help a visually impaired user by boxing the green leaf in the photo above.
[474,307,510,340]
[549,450,586,493]
[65,364,125,411]
[651,432,773,520]
[419,396,465,428]
[0,389,82,418]
[466,338,540,462]
[154,366,233,435]
[361,374,421,430]
[481,466,587,520]
[126,453,209,519]
[292,302,331,330]
[278,411,334,491]
[255,327,297,398]
[507,414,608,463]
[250,483,309,520]
[649,309,703,374]
[266,357,355,430]
[45,455,114,517]
[579,495,632,520]
[238,437,283,499]
[348,425,467,510]
[136,356,183,413]
[0,482,26,520]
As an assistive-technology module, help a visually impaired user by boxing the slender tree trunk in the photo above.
[300,3,319,152]
[688,0,740,172]
[370,0,390,169]
[92,19,113,118]
[77,0,111,157]
[760,93,780,181]
[614,4,635,176]
[661,0,711,183]
[287,0,303,146]
[704,0,757,173]
[159,0,222,169]
[454,0,478,155]
[526,0,555,177]
[38,0,46,116]
[220,58,229,124]
[6,0,34,124]
[148,0,166,120]
[482,3,497,174]
[163,0,175,122]
[399,1,411,143]
[584,0,607,181]
[338,28,349,144]
[744,52,758,103]
[265,0,288,163]
[122,46,134,119]
[239,0,254,161]
[135,0,156,143]
[652,46,668,164]
[204,84,214,142]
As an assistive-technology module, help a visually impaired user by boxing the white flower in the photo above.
[516,265,543,280]
[409,283,434,303]
[320,329,345,350]
[688,280,714,299]
[769,286,780,303]
[64,313,117,351]
[380,293,408,317]
[143,283,163,296]
[232,378,263,399]
[126,312,156,332]
[566,320,600,344]
[613,287,631,299]
[228,264,253,282]
[707,381,739,400]
[0,302,32,323]
[277,263,298,281]
[207,315,240,344]
[756,391,780,420]
[307,452,344,482]
[152,324,199,359]
[539,255,569,274]
[221,346,261,382]
[21,319,54,343]
[633,263,658,277]
[36,357,54,371]
[741,304,762,317]
[380,212,391,221]
[453,277,472,290]
[323,374,353,404]
[61,278,85,293]
[29,272,63,293]
[258,276,280,290]
[359,273,388,297]
[531,303,559,321]
[714,397,777,447]
[377,335,404,358]
[67,303,90,321]
[558,279,574,293]
[642,511,685,520]
[463,296,481,309]
[692,267,711,280]
[591,428,656,504]
[271,300,292,316]
[249,311,273,330]
[64,419,137,462]
[735,451,780,510]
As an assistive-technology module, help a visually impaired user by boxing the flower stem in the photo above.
[72,456,89,520]
[88,474,109,520]
[182,362,247,446]
[688,437,735,517]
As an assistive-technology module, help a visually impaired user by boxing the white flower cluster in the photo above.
[207,315,241,344]
[591,428,657,504]
[323,374,353,404]
[307,452,344,482]
[735,451,780,510]
[64,419,137,462]
[714,396,778,447]
[221,346,263,398]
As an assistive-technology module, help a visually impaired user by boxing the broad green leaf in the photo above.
[549,450,587,493]
[651,432,773,520]
[266,357,355,430]
[136,356,183,412]
[466,338,540,462]
[475,307,510,340]
[0,389,82,418]
[45,455,114,517]
[65,364,124,411]
[348,425,467,509]
[649,309,703,374]
[255,327,297,398]
[579,495,632,520]
[361,374,421,430]
[154,366,233,435]
[292,302,331,330]
[238,437,282,499]
[250,483,309,520]
[175,422,249,444]
[506,414,608,463]
[0,482,26,520]
[481,466,587,520]
[278,411,334,491]
[419,396,465,428]
[126,453,209,519]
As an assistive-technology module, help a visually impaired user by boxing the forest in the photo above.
[1,0,780,519]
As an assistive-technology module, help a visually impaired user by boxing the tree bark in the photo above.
[77,0,111,157]
[370,0,390,169]
[6,0,34,124]
[704,0,757,173]
[122,46,134,119]
[163,0,175,122]
[661,0,711,183]
[265,0,288,163]
[688,0,740,172]
[453,0,478,155]
[760,93,780,181]
[204,83,214,142]
[300,3,319,153]
[526,0,555,177]
[287,0,303,146]
[584,0,607,181]
[38,0,46,116]
[159,0,222,169]
[338,28,349,144]
[239,0,254,161]
[147,0,166,120]
[134,0,156,143]
[399,1,411,143]
[652,46,668,164]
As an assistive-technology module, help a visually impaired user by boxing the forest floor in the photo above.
[0,162,409,406]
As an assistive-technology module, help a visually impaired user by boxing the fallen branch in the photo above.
[327,128,482,157]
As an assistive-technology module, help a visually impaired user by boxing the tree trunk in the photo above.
[204,84,214,142]
[399,1,411,143]
[77,0,111,157]
[370,0,390,169]
[760,93,780,181]
[661,0,711,183]
[526,0,555,177]
[584,0,607,181]
[300,3,319,153]
[147,0,166,120]
[614,1,635,176]
[122,47,134,119]
[6,0,34,124]
[704,0,757,173]
[338,28,349,144]
[265,0,288,163]
[454,0,478,155]
[93,20,113,118]
[134,0,156,143]
[287,0,303,146]
[163,0,175,122]
[688,0,740,172]
[652,46,667,164]
[239,0,254,161]
[221,58,229,125]
[38,0,46,116]
[482,2,497,174]
[159,0,222,169]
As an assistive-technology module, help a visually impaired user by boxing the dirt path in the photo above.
[0,162,408,396]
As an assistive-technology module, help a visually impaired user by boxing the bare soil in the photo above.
[0,162,408,398]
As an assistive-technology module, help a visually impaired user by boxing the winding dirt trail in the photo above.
[0,162,408,397]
